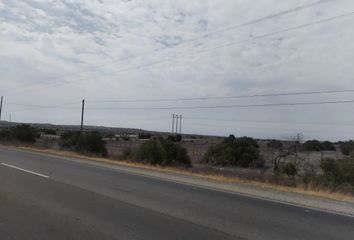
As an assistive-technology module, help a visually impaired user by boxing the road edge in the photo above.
[3,145,354,218]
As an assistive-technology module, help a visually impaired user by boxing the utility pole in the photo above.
[80,99,85,132]
[175,114,179,135]
[171,114,175,134]
[179,115,182,135]
[0,96,3,121]
[295,133,302,163]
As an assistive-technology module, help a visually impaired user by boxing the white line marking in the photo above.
[1,163,49,178]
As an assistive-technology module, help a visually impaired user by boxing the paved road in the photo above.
[0,146,353,240]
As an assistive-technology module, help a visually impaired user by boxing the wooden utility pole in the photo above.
[179,115,182,135]
[0,96,3,121]
[175,115,179,134]
[80,99,85,132]
[171,114,175,134]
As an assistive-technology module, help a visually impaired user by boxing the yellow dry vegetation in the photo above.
[17,145,354,204]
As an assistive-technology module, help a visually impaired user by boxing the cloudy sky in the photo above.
[1,0,354,141]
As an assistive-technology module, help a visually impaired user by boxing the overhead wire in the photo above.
[85,99,354,110]
[5,88,354,113]
[15,9,354,97]
[87,89,354,103]
[3,0,339,96]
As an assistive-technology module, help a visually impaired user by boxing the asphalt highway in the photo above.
[0,145,353,240]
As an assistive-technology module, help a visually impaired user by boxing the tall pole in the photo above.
[179,115,182,135]
[80,99,85,132]
[0,96,3,121]
[175,114,179,135]
[171,114,175,134]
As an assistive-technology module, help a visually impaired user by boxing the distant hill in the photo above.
[0,121,152,135]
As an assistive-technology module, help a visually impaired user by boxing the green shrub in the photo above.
[120,148,134,160]
[12,125,37,143]
[135,138,191,167]
[282,162,298,179]
[0,124,37,143]
[0,129,13,141]
[339,140,354,155]
[168,134,182,142]
[267,140,283,150]
[203,135,260,168]
[319,157,354,190]
[138,133,152,140]
[301,168,319,188]
[42,129,57,135]
[303,140,335,152]
[322,141,336,151]
[60,131,107,156]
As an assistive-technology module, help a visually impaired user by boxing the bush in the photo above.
[135,138,191,167]
[120,148,134,160]
[282,162,298,179]
[339,140,354,155]
[319,157,354,190]
[138,133,152,140]
[42,129,57,135]
[0,129,13,141]
[0,124,37,143]
[168,134,182,142]
[322,141,336,151]
[60,131,107,156]
[203,135,260,168]
[267,140,283,150]
[303,140,335,152]
[301,168,319,188]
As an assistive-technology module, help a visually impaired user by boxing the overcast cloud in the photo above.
[1,0,354,141]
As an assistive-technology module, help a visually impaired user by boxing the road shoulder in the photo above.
[3,145,354,217]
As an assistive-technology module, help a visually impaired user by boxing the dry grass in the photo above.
[16,145,354,204]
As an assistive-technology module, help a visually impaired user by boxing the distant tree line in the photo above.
[302,140,335,151]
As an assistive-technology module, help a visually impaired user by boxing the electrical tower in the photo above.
[171,114,183,135]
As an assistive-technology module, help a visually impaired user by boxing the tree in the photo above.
[322,141,336,151]
[303,140,335,151]
[168,134,182,142]
[267,140,283,150]
[303,140,324,151]
[138,133,152,140]
[282,162,298,180]
[11,124,37,143]
[60,131,107,156]
[267,140,291,174]
[135,138,191,167]
[339,140,354,156]
[320,157,354,187]
[272,150,294,174]
[203,135,260,168]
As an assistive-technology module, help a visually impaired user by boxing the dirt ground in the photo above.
[36,135,342,176]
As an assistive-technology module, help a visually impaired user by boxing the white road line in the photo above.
[1,163,49,178]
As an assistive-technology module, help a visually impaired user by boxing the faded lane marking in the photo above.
[1,163,49,178]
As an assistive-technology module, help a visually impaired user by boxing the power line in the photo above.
[3,0,339,96]
[5,102,79,108]
[87,89,354,103]
[85,99,354,111]
[184,117,354,127]
[7,94,354,113]
[29,10,354,95]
